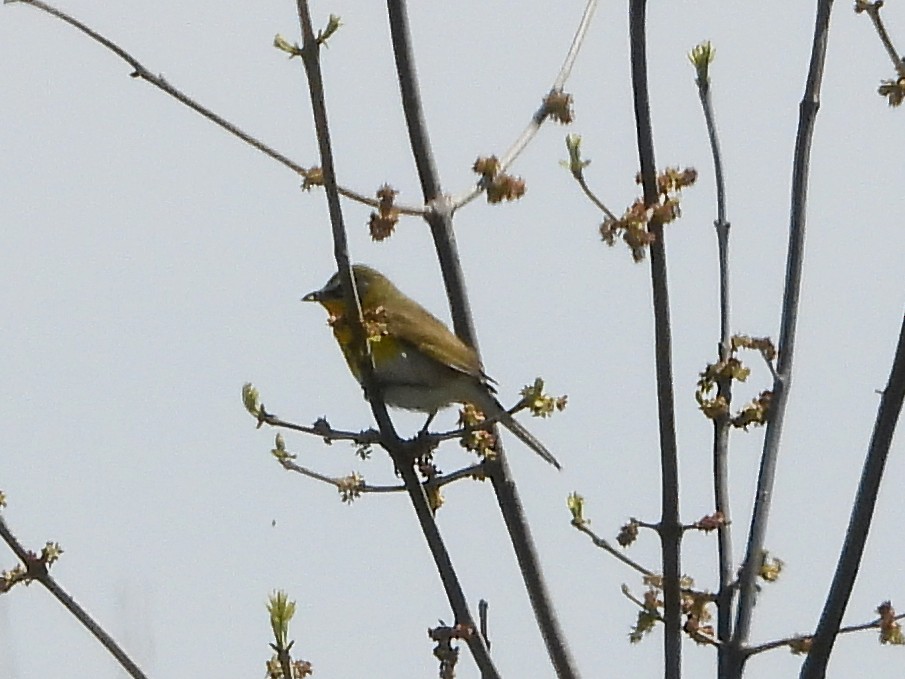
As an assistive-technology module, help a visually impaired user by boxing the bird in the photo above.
[302,264,561,469]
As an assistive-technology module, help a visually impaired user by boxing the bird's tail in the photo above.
[466,389,562,469]
[496,405,562,470]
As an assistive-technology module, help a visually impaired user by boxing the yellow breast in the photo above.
[322,301,404,380]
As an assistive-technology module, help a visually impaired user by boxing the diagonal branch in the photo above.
[7,0,425,216]
[451,0,599,210]
[571,521,655,578]
[0,515,149,679]
[385,2,581,678]
[857,1,905,78]
[729,1,835,675]
[798,313,905,678]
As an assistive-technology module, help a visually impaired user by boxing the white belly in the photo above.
[368,346,485,413]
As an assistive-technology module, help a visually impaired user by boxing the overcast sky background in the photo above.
[1,1,903,678]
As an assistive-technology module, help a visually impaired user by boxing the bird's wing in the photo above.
[382,296,484,379]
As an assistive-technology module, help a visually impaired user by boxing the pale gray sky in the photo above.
[1,2,903,678]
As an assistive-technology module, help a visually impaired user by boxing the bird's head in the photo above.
[302,264,395,316]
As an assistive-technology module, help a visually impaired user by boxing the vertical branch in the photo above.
[294,4,498,678]
[799,313,905,678]
[729,0,835,674]
[385,3,581,678]
[692,43,735,672]
[628,2,681,677]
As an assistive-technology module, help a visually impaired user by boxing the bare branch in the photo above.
[691,38,735,673]
[0,515,149,679]
[856,1,905,78]
[451,0,599,210]
[799,315,905,677]
[730,2,835,676]
[628,1,682,676]
[278,456,485,498]
[385,2,581,677]
[572,521,655,578]
[7,0,425,216]
[750,611,905,657]
[571,161,619,221]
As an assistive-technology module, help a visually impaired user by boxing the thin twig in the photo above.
[761,349,780,382]
[574,171,619,221]
[6,0,425,216]
[729,2,835,676]
[258,410,382,445]
[859,1,905,78]
[622,584,662,614]
[622,584,722,649]
[630,518,662,532]
[279,457,485,496]
[256,397,524,447]
[628,2,682,677]
[0,516,149,679]
[691,41,735,673]
[799,313,905,678]
[450,0,599,210]
[385,2,581,677]
[572,521,654,578]
[752,611,905,656]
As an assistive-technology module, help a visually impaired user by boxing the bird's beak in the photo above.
[301,289,321,303]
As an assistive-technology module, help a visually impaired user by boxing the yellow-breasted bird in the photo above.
[303,264,561,469]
